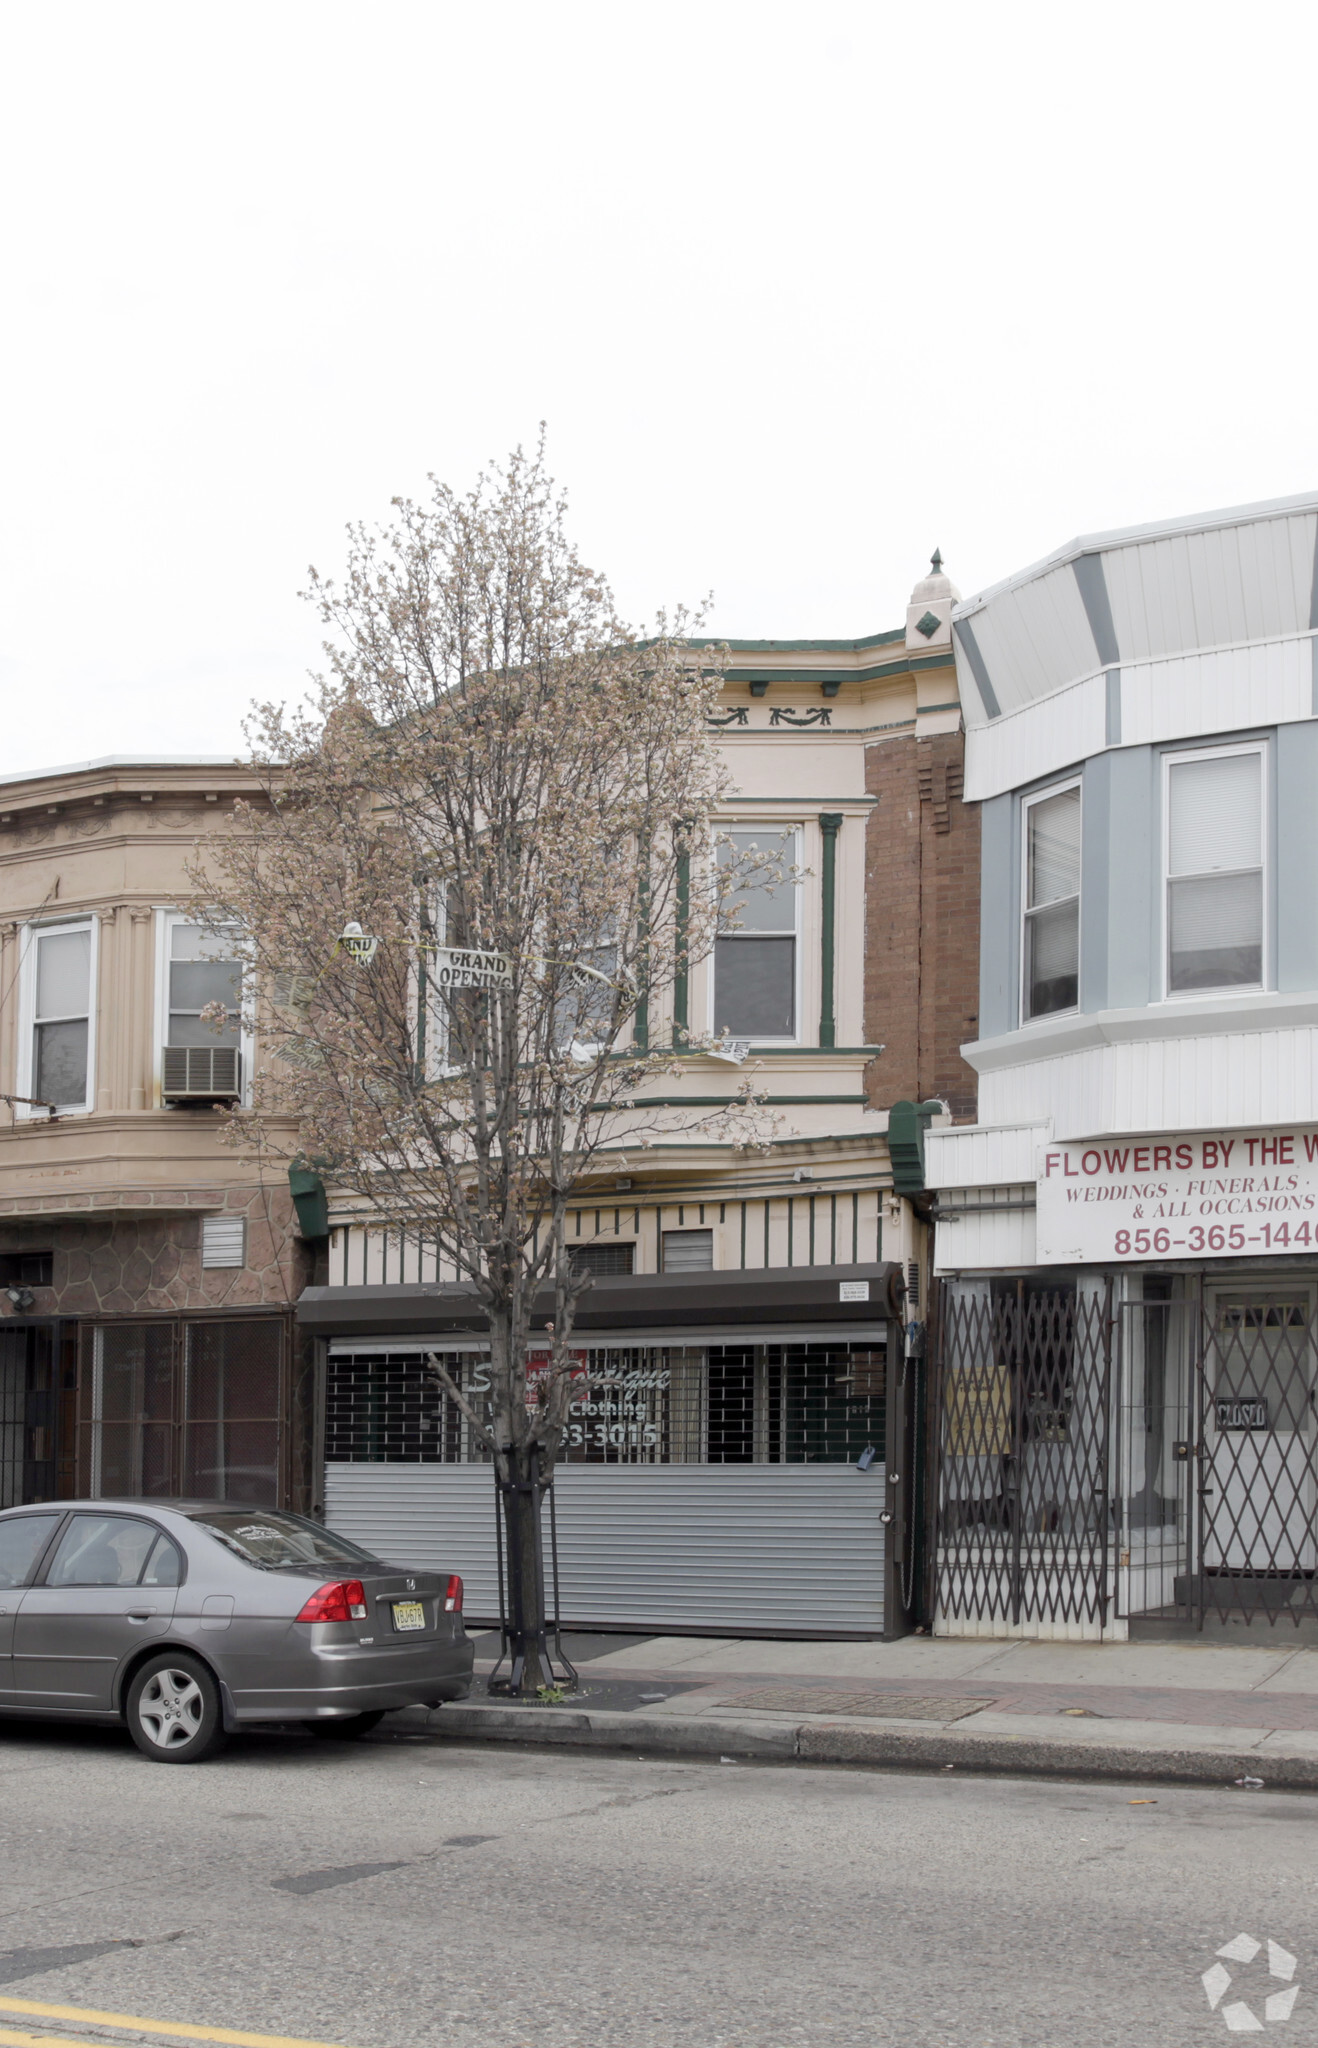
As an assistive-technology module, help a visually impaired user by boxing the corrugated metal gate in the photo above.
[322,1338,888,1636]
[325,1463,886,1635]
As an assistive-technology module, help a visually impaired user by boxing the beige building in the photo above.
[311,567,977,1639]
[0,756,316,1513]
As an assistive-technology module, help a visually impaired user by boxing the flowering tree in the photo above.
[197,445,774,1690]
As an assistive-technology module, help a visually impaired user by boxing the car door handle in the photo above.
[127,1610,158,1622]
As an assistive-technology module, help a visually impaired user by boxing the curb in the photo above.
[400,1702,1318,1791]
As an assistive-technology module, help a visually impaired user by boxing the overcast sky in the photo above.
[2,1,1315,774]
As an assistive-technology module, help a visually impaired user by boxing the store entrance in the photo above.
[0,1321,76,1507]
[1201,1286,1317,1614]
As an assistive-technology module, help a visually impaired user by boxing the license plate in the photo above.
[392,1600,426,1632]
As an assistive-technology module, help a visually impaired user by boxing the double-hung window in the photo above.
[1165,745,1264,994]
[714,828,799,1041]
[1021,784,1080,1020]
[23,920,95,1112]
[167,923,243,1049]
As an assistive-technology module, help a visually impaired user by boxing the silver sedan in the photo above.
[0,1499,474,1763]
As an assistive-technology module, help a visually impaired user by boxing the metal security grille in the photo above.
[0,1323,73,1507]
[325,1341,887,1467]
[76,1317,286,1503]
[933,1284,1115,1630]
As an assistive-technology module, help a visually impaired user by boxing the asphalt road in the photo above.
[0,1715,1315,2048]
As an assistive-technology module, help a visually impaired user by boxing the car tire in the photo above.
[308,1711,387,1740]
[125,1652,228,1764]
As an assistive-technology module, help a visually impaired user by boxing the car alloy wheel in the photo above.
[126,1653,227,1764]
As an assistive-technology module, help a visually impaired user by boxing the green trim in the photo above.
[818,813,842,1049]
[690,629,905,653]
[673,839,689,1046]
[724,653,955,687]
[919,700,962,714]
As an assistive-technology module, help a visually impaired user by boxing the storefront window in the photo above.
[324,1342,887,1468]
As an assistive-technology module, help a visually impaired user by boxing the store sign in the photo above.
[431,947,512,991]
[1036,1128,1318,1265]
[525,1348,587,1408]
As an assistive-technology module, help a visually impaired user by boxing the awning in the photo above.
[296,1261,903,1339]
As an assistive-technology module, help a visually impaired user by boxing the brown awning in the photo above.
[296,1261,903,1339]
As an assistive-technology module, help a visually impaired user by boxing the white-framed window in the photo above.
[1021,782,1081,1021]
[155,912,250,1096]
[1163,743,1266,996]
[712,826,800,1043]
[17,919,97,1114]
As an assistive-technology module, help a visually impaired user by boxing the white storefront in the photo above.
[929,493,1318,1641]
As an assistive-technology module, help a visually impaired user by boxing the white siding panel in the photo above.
[1104,514,1315,665]
[963,673,1106,802]
[962,565,1099,717]
[933,1205,1037,1274]
[926,1123,1049,1188]
[1120,635,1311,747]
[325,1462,885,1634]
[976,1026,1318,1140]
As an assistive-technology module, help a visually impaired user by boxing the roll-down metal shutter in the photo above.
[324,1461,885,1636]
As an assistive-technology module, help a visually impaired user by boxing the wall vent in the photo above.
[163,1046,242,1100]
[201,1215,246,1269]
[662,1229,715,1272]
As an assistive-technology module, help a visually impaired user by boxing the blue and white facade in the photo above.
[928,494,1318,1640]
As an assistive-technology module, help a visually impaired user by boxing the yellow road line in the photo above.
[0,2002,368,2048]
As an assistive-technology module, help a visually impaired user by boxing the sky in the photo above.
[3,0,1317,773]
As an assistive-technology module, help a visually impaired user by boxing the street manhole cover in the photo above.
[724,1689,993,1722]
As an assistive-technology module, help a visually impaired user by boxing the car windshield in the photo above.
[188,1508,382,1570]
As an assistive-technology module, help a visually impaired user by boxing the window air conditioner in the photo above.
[162,1046,243,1100]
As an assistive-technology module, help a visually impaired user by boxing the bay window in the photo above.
[1165,746,1264,994]
[1022,784,1080,1020]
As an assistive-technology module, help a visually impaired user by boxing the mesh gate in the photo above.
[1119,1284,1318,1628]
[934,1279,1318,1633]
[933,1284,1115,1630]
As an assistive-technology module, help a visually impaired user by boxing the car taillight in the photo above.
[444,1574,463,1613]
[296,1580,369,1623]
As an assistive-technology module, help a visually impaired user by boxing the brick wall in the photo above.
[863,728,980,1119]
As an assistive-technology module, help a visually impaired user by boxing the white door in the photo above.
[1203,1289,1317,1573]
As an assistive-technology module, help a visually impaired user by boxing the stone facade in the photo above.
[0,1185,318,1322]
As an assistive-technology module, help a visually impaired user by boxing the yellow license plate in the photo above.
[392,1600,426,1631]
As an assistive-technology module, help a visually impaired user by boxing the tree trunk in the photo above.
[497,1441,551,1694]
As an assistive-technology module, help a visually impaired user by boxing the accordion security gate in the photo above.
[933,1278,1318,1635]
[933,1284,1116,1635]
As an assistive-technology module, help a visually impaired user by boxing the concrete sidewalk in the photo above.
[396,1629,1318,1789]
